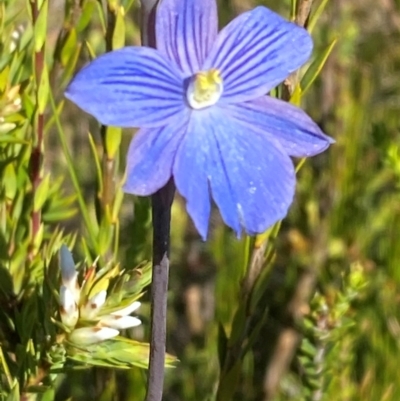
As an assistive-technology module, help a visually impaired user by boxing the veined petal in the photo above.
[176,108,295,238]
[203,7,312,102]
[156,0,218,75]
[65,47,185,128]
[124,111,190,196]
[211,108,296,235]
[173,113,212,239]
[225,96,334,157]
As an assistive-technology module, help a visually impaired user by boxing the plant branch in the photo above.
[29,0,46,258]
[296,0,314,27]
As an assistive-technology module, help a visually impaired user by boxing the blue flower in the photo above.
[65,0,334,240]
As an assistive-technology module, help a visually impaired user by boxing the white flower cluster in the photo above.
[59,245,141,345]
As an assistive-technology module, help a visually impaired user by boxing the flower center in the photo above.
[186,69,223,109]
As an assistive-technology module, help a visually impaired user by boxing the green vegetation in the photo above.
[0,0,399,400]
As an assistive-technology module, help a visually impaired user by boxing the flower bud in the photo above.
[59,245,80,303]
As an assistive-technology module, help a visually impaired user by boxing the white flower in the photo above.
[80,290,107,320]
[68,327,119,345]
[58,246,142,346]
[59,245,80,304]
[111,301,141,317]
[100,300,142,329]
[59,285,79,328]
[100,315,141,330]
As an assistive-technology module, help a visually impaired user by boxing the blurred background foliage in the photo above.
[0,0,400,400]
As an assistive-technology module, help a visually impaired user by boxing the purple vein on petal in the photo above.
[223,97,334,158]
[203,7,313,102]
[65,47,185,128]
[156,0,218,75]
[176,108,296,238]
[124,110,190,196]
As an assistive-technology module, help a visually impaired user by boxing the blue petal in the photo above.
[174,108,295,239]
[172,112,212,240]
[203,6,313,102]
[124,111,190,196]
[65,47,185,128]
[156,0,218,76]
[59,245,76,282]
[224,96,334,157]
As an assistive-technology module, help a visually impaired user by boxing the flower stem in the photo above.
[147,179,175,401]
[140,1,174,400]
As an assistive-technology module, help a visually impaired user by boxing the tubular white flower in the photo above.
[68,327,119,345]
[100,315,142,330]
[59,285,79,328]
[59,245,80,303]
[80,290,107,320]
[111,301,141,317]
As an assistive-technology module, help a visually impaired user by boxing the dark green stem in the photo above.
[140,1,175,400]
[146,179,175,401]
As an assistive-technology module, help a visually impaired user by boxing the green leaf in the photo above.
[33,174,50,212]
[217,322,228,369]
[112,187,124,223]
[22,93,35,121]
[33,0,48,52]
[49,93,99,245]
[308,0,331,34]
[97,215,114,256]
[96,0,107,34]
[60,28,77,67]
[0,133,28,143]
[18,292,38,343]
[250,222,281,312]
[228,303,246,346]
[37,63,50,114]
[301,38,337,95]
[33,223,45,251]
[112,6,126,49]
[42,208,78,223]
[216,361,241,401]
[60,42,82,88]
[0,66,10,92]
[104,126,122,159]
[76,0,96,32]
[3,163,17,200]
[18,23,33,53]
[66,338,177,370]
[290,0,297,21]
[31,387,54,399]
[0,267,14,296]
[6,380,19,401]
